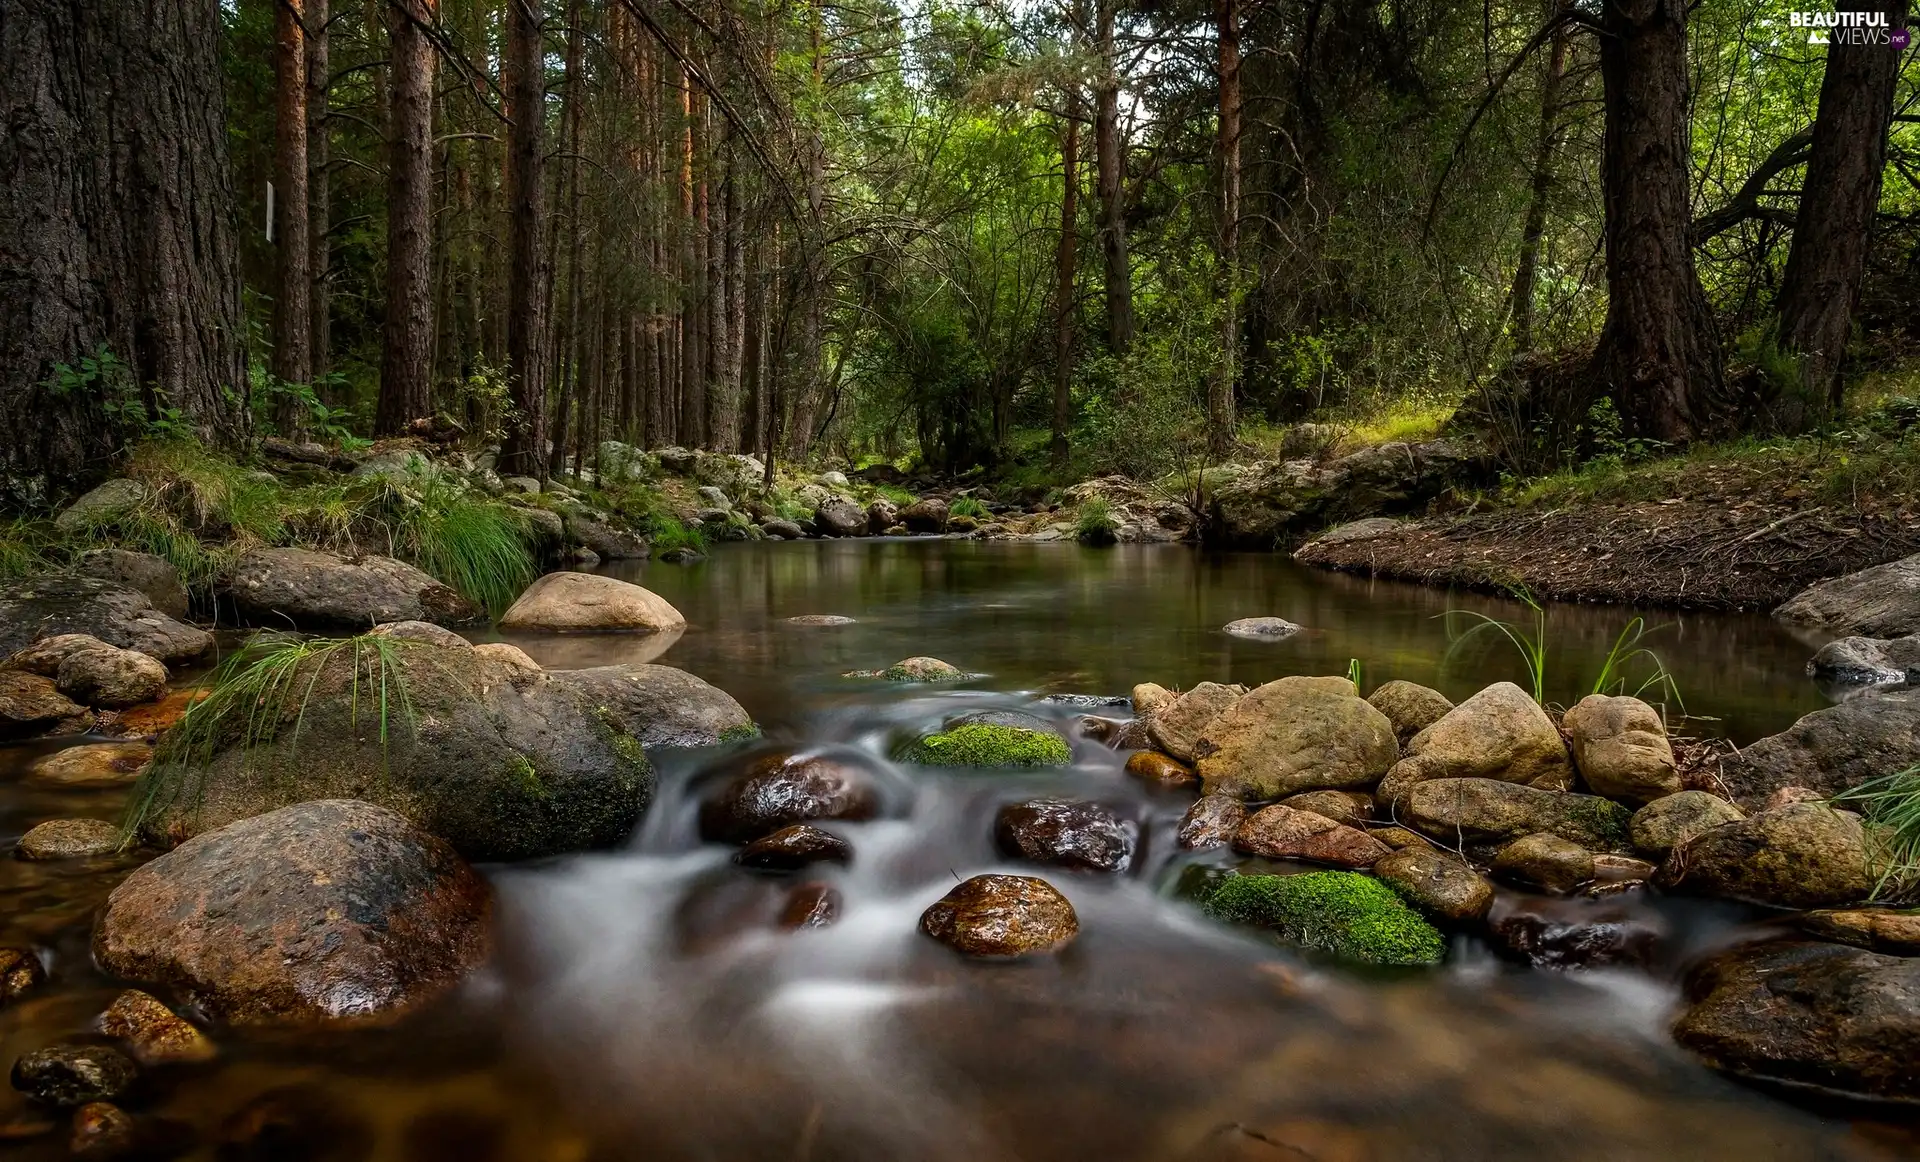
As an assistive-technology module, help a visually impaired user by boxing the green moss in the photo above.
[894,723,1072,768]
[718,721,762,743]
[1199,871,1445,966]
[506,753,548,799]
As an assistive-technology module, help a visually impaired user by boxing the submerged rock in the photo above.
[55,644,167,709]
[1487,897,1664,970]
[1674,939,1920,1101]
[97,990,215,1066]
[785,614,856,626]
[497,571,684,633]
[995,799,1136,872]
[28,743,150,789]
[845,656,969,682]
[0,948,46,1005]
[0,576,211,665]
[549,662,755,749]
[10,1046,138,1108]
[1775,553,1920,637]
[1147,682,1242,763]
[1373,846,1493,924]
[1715,687,1920,810]
[1561,694,1679,804]
[1401,778,1632,852]
[1222,617,1301,641]
[222,547,480,629]
[1491,833,1594,895]
[1193,676,1397,800]
[895,720,1071,768]
[920,874,1077,957]
[1176,795,1245,851]
[780,882,843,930]
[699,751,881,843]
[1809,635,1920,689]
[69,1101,137,1158]
[1659,802,1873,909]
[1629,791,1745,860]
[1199,871,1444,966]
[135,641,656,861]
[0,672,89,738]
[1365,680,1453,746]
[1232,805,1389,869]
[736,824,852,871]
[95,800,491,1026]
[16,818,120,861]
[1377,682,1572,806]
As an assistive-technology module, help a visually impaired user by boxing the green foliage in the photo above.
[1590,618,1685,713]
[1833,768,1920,901]
[948,496,989,519]
[1441,592,1684,712]
[0,520,53,580]
[45,346,195,444]
[1346,658,1365,694]
[390,477,537,617]
[893,722,1072,768]
[1198,871,1445,966]
[646,513,708,555]
[1442,591,1549,704]
[1074,496,1118,545]
[250,366,369,449]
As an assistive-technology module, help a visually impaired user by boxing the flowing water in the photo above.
[3,541,1915,1161]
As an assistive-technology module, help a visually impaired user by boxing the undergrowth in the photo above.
[1833,767,1920,902]
[647,513,708,554]
[1075,496,1119,544]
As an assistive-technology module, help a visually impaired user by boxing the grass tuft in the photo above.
[1074,496,1119,545]
[647,513,708,555]
[1833,767,1920,901]
[948,496,989,519]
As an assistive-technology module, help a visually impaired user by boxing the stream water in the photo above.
[3,541,1915,1161]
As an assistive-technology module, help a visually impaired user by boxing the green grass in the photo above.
[1590,617,1685,713]
[0,519,54,580]
[1074,496,1119,544]
[390,478,536,617]
[1442,591,1549,704]
[871,483,917,506]
[1833,767,1920,901]
[948,496,989,519]
[1198,871,1445,966]
[1441,590,1683,712]
[647,513,708,554]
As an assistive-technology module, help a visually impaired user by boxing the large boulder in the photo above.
[497,571,685,633]
[1366,680,1453,746]
[1809,635,1920,689]
[94,800,490,1026]
[1775,553,1920,637]
[55,644,167,709]
[548,662,754,748]
[1658,802,1874,909]
[995,799,1136,872]
[1714,688,1920,810]
[1401,778,1632,852]
[1192,676,1397,800]
[1629,791,1745,860]
[1561,694,1679,804]
[134,641,657,861]
[1674,940,1920,1102]
[76,549,189,619]
[563,511,649,559]
[1147,682,1242,763]
[812,500,866,538]
[221,548,480,630]
[0,576,210,665]
[1376,682,1571,806]
[900,498,949,533]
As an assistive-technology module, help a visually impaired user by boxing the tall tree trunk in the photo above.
[1508,2,1572,354]
[1208,0,1240,457]
[0,0,247,492]
[1094,0,1132,354]
[1587,0,1727,443]
[548,0,585,479]
[273,0,313,425]
[1774,0,1908,421]
[721,137,747,452]
[306,0,332,388]
[786,0,828,459]
[376,0,437,436]
[500,0,550,475]
[1051,101,1080,469]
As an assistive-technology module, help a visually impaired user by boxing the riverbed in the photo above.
[1,541,1910,1160]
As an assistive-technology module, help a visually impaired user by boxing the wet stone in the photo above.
[1487,899,1664,970]
[779,882,842,930]
[1491,833,1594,895]
[69,1102,135,1159]
[1373,846,1494,924]
[1124,750,1198,790]
[1797,908,1920,956]
[995,799,1136,872]
[97,990,215,1066]
[0,948,46,1006]
[0,672,90,738]
[1280,790,1374,827]
[217,1084,377,1162]
[1177,795,1245,851]
[16,818,120,861]
[26,743,150,790]
[10,1045,138,1108]
[785,614,855,626]
[1232,805,1389,869]
[1222,617,1302,641]
[698,752,881,843]
[920,874,1078,957]
[736,824,852,871]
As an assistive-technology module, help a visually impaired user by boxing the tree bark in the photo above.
[0,0,247,492]
[306,0,332,387]
[1051,100,1080,469]
[1509,0,1571,354]
[1094,0,1132,354]
[1208,0,1240,457]
[376,0,437,436]
[500,0,550,475]
[1587,0,1728,444]
[273,0,313,418]
[548,0,586,479]
[1775,0,1908,420]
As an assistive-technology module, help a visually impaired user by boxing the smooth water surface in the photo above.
[2,541,1908,1162]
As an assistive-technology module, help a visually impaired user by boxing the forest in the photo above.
[3,0,1916,503]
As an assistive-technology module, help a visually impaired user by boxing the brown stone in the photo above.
[94,800,491,1026]
[0,947,46,1005]
[1491,833,1594,895]
[9,1046,137,1108]
[1591,853,1656,882]
[55,645,168,709]
[1373,846,1493,923]
[736,824,852,871]
[16,818,120,861]
[779,882,842,930]
[1561,694,1680,804]
[1194,676,1398,800]
[994,799,1136,872]
[26,743,150,789]
[98,688,206,739]
[69,1102,136,1159]
[1798,909,1920,956]
[1147,682,1244,762]
[496,571,685,633]
[699,752,880,843]
[1366,680,1453,745]
[1280,790,1374,827]
[0,671,89,738]
[1177,795,1246,851]
[97,990,215,1065]
[1232,805,1390,869]
[469,642,540,672]
[5,633,111,676]
[1125,750,1198,789]
[919,874,1078,957]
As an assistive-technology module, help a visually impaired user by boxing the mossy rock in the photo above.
[1198,870,1445,966]
[894,723,1072,769]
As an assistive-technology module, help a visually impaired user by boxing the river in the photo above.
[1,541,1909,1160]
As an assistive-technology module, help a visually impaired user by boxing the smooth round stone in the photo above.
[1124,750,1198,789]
[26,743,151,789]
[97,990,215,1066]
[736,824,852,871]
[785,615,855,626]
[995,799,1136,872]
[69,1102,136,1158]
[919,874,1078,957]
[0,948,46,1005]
[1223,617,1303,641]
[16,819,120,861]
[779,882,842,930]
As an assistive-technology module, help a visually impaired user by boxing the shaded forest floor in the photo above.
[1295,422,1920,611]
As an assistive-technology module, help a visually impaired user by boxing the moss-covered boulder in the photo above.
[845,656,973,682]
[894,715,1072,768]
[1198,871,1444,966]
[131,638,679,861]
